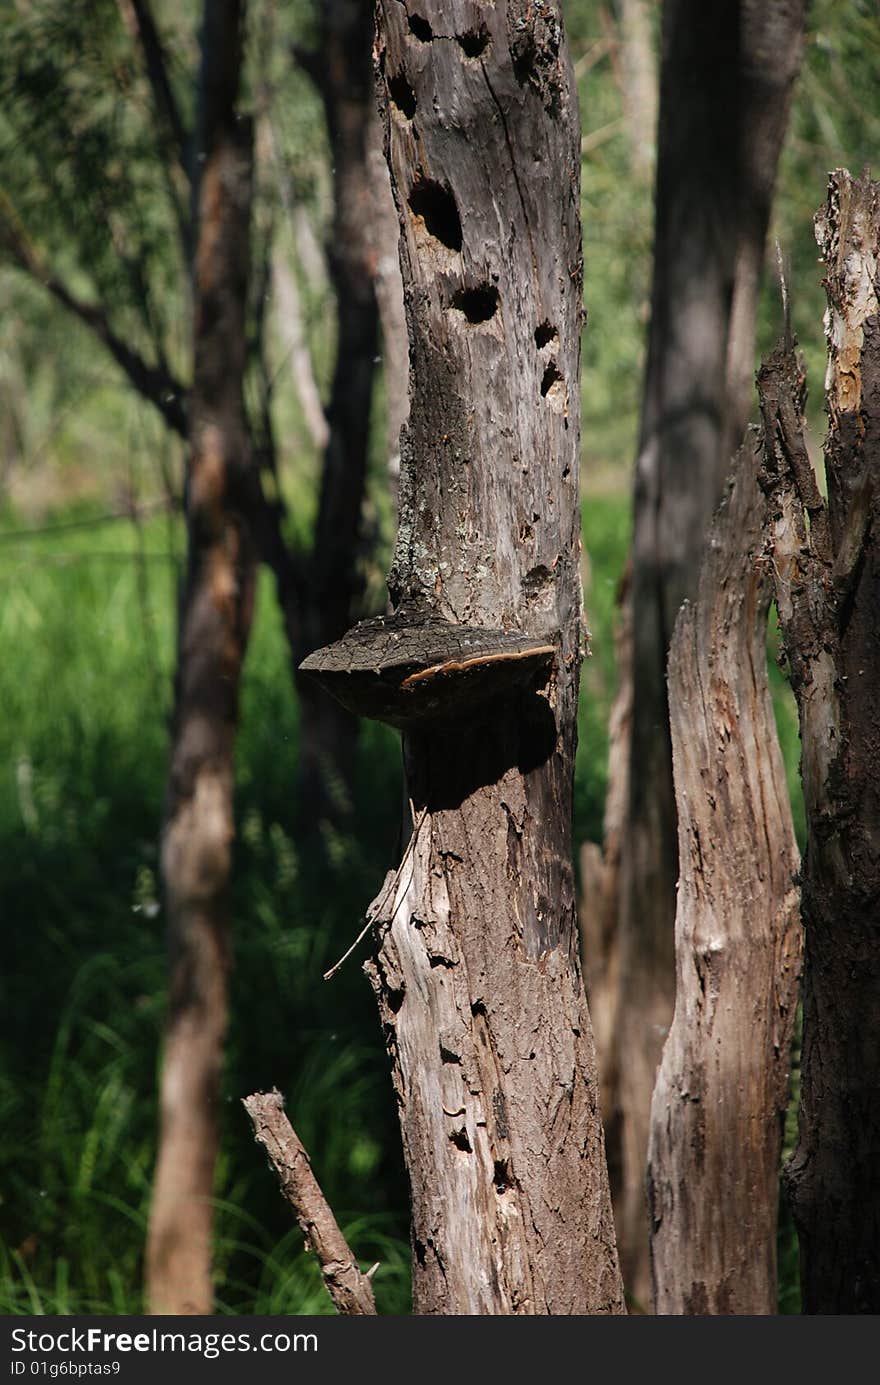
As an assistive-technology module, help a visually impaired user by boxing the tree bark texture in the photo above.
[646,454,801,1315]
[758,170,880,1314]
[609,0,806,1308]
[146,0,255,1315]
[368,0,623,1315]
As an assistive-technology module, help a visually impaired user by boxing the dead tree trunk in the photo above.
[146,0,255,1315]
[367,0,623,1315]
[607,0,806,1308]
[758,170,880,1314]
[646,454,801,1314]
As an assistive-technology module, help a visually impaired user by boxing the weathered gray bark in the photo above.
[243,1090,377,1315]
[367,0,623,1315]
[758,170,880,1314]
[646,453,801,1315]
[146,0,254,1315]
[608,0,807,1308]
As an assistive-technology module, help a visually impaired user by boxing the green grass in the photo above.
[0,514,408,1314]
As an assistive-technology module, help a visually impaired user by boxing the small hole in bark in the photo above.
[386,984,405,1013]
[439,1043,461,1064]
[408,13,433,41]
[388,70,416,118]
[541,362,563,397]
[429,953,455,968]
[408,178,462,251]
[471,999,487,1017]
[534,321,557,348]
[449,1125,472,1152]
[523,562,552,595]
[457,24,489,57]
[493,1159,511,1194]
[450,284,498,323]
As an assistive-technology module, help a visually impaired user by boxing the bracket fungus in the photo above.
[298,610,556,730]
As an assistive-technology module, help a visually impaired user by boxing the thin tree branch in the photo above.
[115,0,193,261]
[324,806,429,981]
[0,208,188,438]
[124,0,189,167]
[0,497,174,542]
[242,1089,378,1316]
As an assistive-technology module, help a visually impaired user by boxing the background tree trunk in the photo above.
[366,106,409,493]
[646,452,801,1314]
[607,0,806,1308]
[612,0,658,182]
[367,0,623,1315]
[146,0,255,1314]
[758,170,880,1313]
[579,564,631,1160]
[290,0,384,829]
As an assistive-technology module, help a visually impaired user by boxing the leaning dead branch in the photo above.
[243,1088,377,1316]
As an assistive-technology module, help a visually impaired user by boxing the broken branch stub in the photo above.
[298,609,556,728]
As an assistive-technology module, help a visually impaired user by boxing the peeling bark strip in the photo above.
[243,1090,377,1315]
[370,0,623,1315]
[647,456,801,1315]
[758,171,880,1314]
[146,0,256,1316]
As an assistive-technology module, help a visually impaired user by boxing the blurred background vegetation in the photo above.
[0,0,877,1314]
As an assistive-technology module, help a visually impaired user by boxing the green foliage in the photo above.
[0,0,183,366]
[572,5,654,469]
[576,489,632,843]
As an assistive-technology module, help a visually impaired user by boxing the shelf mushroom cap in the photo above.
[299,611,556,729]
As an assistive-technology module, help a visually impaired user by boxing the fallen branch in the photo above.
[242,1089,377,1316]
